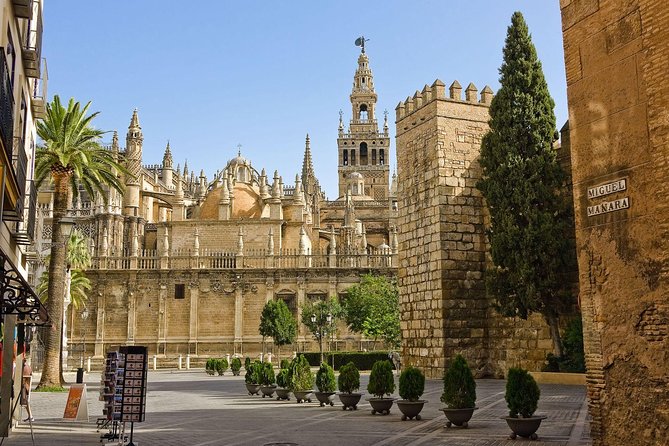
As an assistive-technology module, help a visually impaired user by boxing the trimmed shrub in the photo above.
[245,360,262,385]
[205,358,216,375]
[216,358,229,375]
[316,363,336,393]
[259,362,276,386]
[441,355,476,409]
[280,358,291,370]
[338,362,360,394]
[399,366,425,401]
[301,351,393,370]
[231,357,242,373]
[367,360,395,398]
[276,368,289,388]
[244,357,251,371]
[287,355,314,392]
[505,367,540,418]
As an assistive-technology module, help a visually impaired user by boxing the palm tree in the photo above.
[35,96,127,389]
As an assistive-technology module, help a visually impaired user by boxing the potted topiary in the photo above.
[287,355,314,403]
[440,354,477,428]
[245,360,262,395]
[396,365,426,421]
[337,361,362,410]
[244,356,251,371]
[503,367,545,440]
[314,363,337,407]
[275,368,291,401]
[280,358,291,370]
[367,360,396,415]
[231,357,242,376]
[205,358,216,376]
[259,362,277,398]
[216,358,229,376]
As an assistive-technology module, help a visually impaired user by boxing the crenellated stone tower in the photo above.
[337,46,390,200]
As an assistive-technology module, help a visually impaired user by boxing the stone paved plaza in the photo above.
[2,370,590,446]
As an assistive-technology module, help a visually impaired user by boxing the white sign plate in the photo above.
[587,197,630,217]
[588,179,627,200]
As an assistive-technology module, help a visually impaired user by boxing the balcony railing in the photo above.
[31,57,47,119]
[2,137,29,221]
[12,0,32,19]
[14,181,37,245]
[0,50,14,162]
[22,0,42,78]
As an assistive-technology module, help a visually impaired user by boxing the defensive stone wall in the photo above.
[395,79,559,378]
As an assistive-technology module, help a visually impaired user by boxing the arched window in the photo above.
[360,142,368,165]
[237,166,246,182]
[372,149,377,165]
[343,150,348,166]
[359,104,368,121]
[351,150,356,165]
[379,149,385,165]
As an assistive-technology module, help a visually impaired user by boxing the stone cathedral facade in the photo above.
[32,49,398,364]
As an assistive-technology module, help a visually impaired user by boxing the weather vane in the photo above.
[354,36,369,53]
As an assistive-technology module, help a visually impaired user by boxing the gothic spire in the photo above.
[301,133,315,185]
[163,141,173,168]
[129,108,141,130]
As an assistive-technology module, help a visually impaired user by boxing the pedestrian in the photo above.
[21,360,33,422]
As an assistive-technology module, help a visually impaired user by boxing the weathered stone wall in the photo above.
[395,80,561,378]
[561,0,669,444]
[78,267,395,361]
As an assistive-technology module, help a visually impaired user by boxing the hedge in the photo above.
[300,352,393,371]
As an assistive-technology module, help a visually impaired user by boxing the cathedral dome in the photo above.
[198,182,262,220]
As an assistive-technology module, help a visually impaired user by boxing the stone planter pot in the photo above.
[368,397,395,415]
[441,407,478,428]
[275,388,291,401]
[502,416,546,440]
[503,415,547,440]
[338,392,363,410]
[245,383,261,396]
[314,391,336,407]
[260,385,277,398]
[396,400,427,420]
[293,390,314,403]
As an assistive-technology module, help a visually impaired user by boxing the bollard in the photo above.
[178,354,183,370]
[186,354,191,370]
[76,367,84,384]
[153,355,157,370]
[87,357,91,373]
[267,352,272,364]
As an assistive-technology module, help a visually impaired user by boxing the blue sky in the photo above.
[43,1,566,199]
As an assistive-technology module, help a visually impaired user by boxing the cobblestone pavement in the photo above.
[3,370,591,446]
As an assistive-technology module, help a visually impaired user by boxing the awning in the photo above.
[0,251,50,326]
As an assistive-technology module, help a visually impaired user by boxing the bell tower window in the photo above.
[359,104,368,121]
[372,149,377,165]
[380,149,385,165]
[351,150,356,166]
[343,150,348,166]
[360,142,368,165]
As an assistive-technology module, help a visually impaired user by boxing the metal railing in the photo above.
[0,49,14,160]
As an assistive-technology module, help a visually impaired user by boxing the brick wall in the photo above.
[561,0,669,444]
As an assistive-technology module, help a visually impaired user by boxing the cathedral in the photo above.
[32,48,398,364]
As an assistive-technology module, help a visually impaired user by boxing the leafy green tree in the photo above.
[37,230,92,309]
[301,296,342,364]
[476,12,574,356]
[258,299,297,363]
[35,96,127,388]
[441,354,476,409]
[342,274,400,349]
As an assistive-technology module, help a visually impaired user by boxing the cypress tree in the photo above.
[477,11,574,357]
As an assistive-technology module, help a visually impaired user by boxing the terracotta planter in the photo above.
[275,388,291,401]
[293,390,314,403]
[441,407,477,428]
[338,392,363,410]
[260,385,276,398]
[503,415,547,440]
[396,400,426,420]
[245,383,261,396]
[314,391,336,407]
[368,397,395,415]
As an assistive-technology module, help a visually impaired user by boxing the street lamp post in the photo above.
[80,307,89,368]
[311,311,333,365]
[59,217,76,375]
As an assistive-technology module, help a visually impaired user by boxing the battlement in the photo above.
[395,79,494,121]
